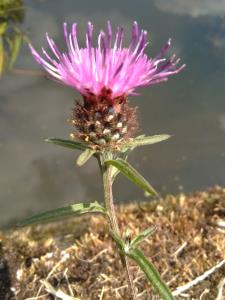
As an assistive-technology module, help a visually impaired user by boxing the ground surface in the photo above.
[0,186,225,300]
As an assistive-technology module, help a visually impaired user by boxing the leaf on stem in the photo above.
[128,248,174,300]
[121,134,171,151]
[0,22,7,35]
[130,226,156,248]
[110,231,174,300]
[45,138,90,151]
[18,202,106,227]
[9,32,22,69]
[105,158,158,197]
[77,149,95,166]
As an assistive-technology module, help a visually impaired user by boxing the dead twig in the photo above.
[172,260,225,296]
[216,277,225,300]
[172,241,188,257]
[41,280,79,300]
[35,249,71,298]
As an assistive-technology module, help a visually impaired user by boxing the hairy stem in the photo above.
[101,154,137,300]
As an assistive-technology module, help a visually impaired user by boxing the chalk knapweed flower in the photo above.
[30,21,185,147]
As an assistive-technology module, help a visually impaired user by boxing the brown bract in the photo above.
[72,93,138,148]
[0,186,225,299]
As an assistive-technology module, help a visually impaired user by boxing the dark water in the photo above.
[1,0,225,227]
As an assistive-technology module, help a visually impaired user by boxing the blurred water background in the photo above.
[1,0,225,227]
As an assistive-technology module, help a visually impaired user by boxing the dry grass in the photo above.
[0,186,225,300]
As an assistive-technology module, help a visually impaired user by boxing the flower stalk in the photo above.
[100,151,137,300]
[101,154,119,233]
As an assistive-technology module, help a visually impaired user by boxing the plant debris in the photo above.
[0,186,225,299]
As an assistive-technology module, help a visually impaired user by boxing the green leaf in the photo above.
[77,149,95,166]
[111,151,130,183]
[9,32,22,69]
[105,159,158,197]
[110,231,174,300]
[130,226,156,248]
[0,22,7,35]
[128,248,174,300]
[18,202,106,227]
[45,138,91,151]
[121,134,171,150]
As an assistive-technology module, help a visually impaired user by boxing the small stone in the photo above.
[116,122,123,128]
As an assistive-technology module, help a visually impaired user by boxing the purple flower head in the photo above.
[30,21,185,103]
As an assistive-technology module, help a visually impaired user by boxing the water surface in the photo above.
[1,0,225,226]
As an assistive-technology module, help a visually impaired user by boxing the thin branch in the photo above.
[98,286,106,300]
[199,289,210,300]
[216,277,225,300]
[75,248,108,263]
[41,280,79,300]
[35,249,70,297]
[172,241,187,257]
[172,260,225,296]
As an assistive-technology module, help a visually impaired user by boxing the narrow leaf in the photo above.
[128,248,174,300]
[110,230,173,300]
[111,151,130,183]
[77,149,95,166]
[0,22,7,35]
[9,33,22,69]
[18,202,106,227]
[45,138,90,151]
[130,226,156,248]
[105,159,158,196]
[122,134,171,150]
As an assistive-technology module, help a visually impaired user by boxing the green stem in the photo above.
[101,152,138,300]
